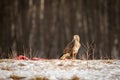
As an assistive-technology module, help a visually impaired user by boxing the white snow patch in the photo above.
[0,59,120,80]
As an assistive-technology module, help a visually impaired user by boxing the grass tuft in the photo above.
[10,75,26,80]
[102,60,113,64]
[34,76,49,80]
[71,76,80,80]
[0,59,4,63]
[18,63,26,66]
[1,67,13,71]
[58,63,64,66]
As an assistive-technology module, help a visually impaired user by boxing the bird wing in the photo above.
[63,40,75,53]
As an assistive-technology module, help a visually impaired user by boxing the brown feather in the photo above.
[60,35,81,60]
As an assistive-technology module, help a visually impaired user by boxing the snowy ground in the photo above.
[0,59,120,80]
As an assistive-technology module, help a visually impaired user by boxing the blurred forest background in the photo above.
[0,0,120,59]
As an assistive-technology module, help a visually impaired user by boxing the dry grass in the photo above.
[0,59,5,63]
[0,59,12,63]
[0,59,15,64]
[10,75,26,80]
[71,76,80,80]
[33,76,49,80]
[57,63,64,66]
[1,66,13,71]
[8,51,17,59]
[18,63,26,66]
[102,60,113,64]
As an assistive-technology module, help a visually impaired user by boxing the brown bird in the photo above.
[60,35,81,60]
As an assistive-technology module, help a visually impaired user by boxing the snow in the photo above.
[0,59,120,80]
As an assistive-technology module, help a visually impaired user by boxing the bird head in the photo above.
[73,35,80,41]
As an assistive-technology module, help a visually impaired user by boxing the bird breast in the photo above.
[73,41,80,53]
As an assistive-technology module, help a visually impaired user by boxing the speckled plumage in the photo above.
[60,35,81,60]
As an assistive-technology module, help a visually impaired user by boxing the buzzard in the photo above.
[60,35,81,60]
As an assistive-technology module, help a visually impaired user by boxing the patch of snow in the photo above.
[0,59,120,80]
